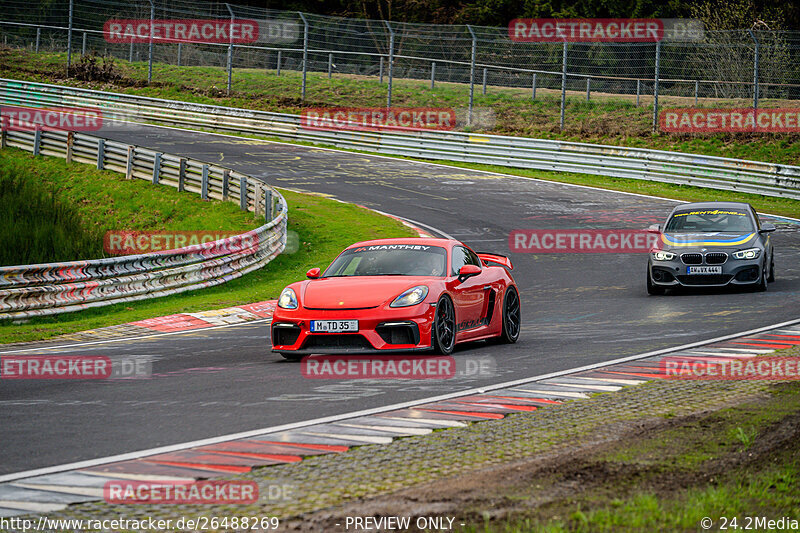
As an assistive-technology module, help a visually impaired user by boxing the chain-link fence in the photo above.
[2,0,800,132]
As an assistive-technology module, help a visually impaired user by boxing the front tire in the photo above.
[498,285,521,344]
[767,254,775,282]
[756,261,768,292]
[432,295,456,355]
[647,266,665,295]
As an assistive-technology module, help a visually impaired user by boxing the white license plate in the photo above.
[687,266,722,274]
[310,320,358,333]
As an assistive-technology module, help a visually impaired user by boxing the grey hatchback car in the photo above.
[647,202,776,294]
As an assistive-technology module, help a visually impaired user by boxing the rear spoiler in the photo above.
[477,252,513,270]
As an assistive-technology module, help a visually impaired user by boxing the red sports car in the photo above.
[271,238,520,359]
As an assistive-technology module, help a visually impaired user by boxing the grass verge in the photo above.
[2,46,800,165]
[0,155,417,345]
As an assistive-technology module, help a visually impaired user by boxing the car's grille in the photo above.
[271,324,301,346]
[680,253,703,265]
[677,274,733,286]
[302,334,373,351]
[705,252,728,265]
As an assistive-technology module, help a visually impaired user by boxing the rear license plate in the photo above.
[687,266,722,274]
[310,320,358,332]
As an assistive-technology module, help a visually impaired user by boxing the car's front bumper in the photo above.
[649,256,763,288]
[270,303,437,354]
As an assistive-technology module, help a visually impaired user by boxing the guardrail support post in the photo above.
[178,158,186,192]
[35,27,41,53]
[276,50,281,75]
[0,108,6,149]
[482,68,487,95]
[299,12,309,100]
[586,78,590,102]
[65,132,73,163]
[636,79,640,107]
[430,62,435,89]
[328,53,333,78]
[222,169,230,200]
[385,21,395,108]
[33,127,42,156]
[177,43,182,66]
[126,146,134,179]
[147,0,154,84]
[129,37,134,63]
[379,56,384,83]
[240,176,248,211]
[152,152,162,184]
[201,164,209,200]
[466,25,477,126]
[265,189,272,221]
[97,138,105,170]
[652,41,661,133]
[694,80,699,106]
[560,41,567,131]
[66,0,74,73]
[532,73,537,100]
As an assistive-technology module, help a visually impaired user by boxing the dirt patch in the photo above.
[286,383,800,531]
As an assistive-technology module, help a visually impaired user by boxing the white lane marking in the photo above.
[337,424,432,436]
[119,120,800,223]
[0,501,66,513]
[1,316,798,484]
[300,432,394,444]
[10,483,103,498]
[572,377,646,385]
[544,382,622,392]
[80,471,195,482]
[510,389,589,399]
[377,417,467,428]
[0,319,271,355]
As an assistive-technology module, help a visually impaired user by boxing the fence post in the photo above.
[276,50,281,75]
[652,41,661,133]
[82,32,87,55]
[385,21,395,108]
[33,127,41,156]
[586,77,591,102]
[240,176,248,211]
[379,56,384,83]
[265,189,272,221]
[298,13,309,100]
[201,165,209,200]
[178,158,186,192]
[35,27,41,53]
[532,73,537,100]
[66,0,73,73]
[125,146,134,179]
[225,3,235,95]
[97,138,105,170]
[0,108,6,149]
[748,29,759,111]
[222,169,230,200]
[560,41,567,131]
[430,62,435,89]
[147,0,154,84]
[177,42,182,66]
[694,80,699,106]
[129,37,134,62]
[636,79,640,107]
[152,152,161,184]
[328,53,333,78]
[467,25,477,126]
[65,131,73,163]
[482,68,487,95]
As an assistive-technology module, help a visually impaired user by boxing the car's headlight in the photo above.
[390,286,429,308]
[733,248,761,260]
[651,251,675,261]
[278,287,298,309]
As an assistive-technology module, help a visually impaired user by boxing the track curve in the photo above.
[2,121,798,475]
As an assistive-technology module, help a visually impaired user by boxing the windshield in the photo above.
[323,244,447,277]
[664,208,754,233]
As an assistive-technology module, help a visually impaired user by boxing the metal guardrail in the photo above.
[0,122,287,320]
[2,77,799,201]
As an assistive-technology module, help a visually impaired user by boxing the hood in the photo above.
[660,232,757,249]
[301,276,430,309]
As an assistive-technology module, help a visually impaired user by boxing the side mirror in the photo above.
[306,267,321,279]
[647,224,662,233]
[759,223,776,233]
[457,264,481,282]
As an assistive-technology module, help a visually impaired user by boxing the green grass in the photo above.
[0,147,260,265]
[2,46,800,166]
[0,154,417,345]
